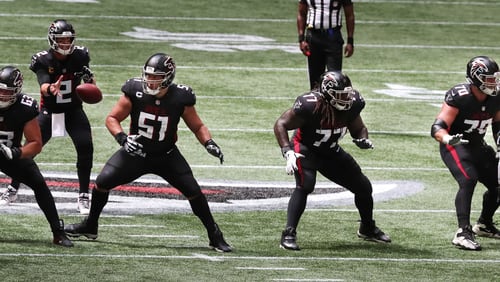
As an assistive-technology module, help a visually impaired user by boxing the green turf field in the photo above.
[0,0,499,281]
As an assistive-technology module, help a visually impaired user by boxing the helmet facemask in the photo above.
[47,20,76,55]
[466,56,500,96]
[142,68,170,96]
[324,87,355,110]
[320,71,354,111]
[475,72,500,96]
[141,53,176,96]
[50,34,75,55]
[0,89,19,109]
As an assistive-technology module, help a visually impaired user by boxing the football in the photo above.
[76,83,102,104]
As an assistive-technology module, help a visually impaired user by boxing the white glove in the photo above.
[0,143,21,160]
[284,150,304,175]
[124,135,145,157]
[498,163,500,184]
[442,134,469,146]
[353,138,374,149]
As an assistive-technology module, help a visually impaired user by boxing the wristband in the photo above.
[281,146,292,157]
[347,37,354,45]
[11,147,21,159]
[431,119,448,138]
[298,34,305,42]
[204,139,217,148]
[114,132,128,146]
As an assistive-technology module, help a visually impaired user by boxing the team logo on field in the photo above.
[121,27,299,53]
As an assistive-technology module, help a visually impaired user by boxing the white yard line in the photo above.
[0,252,498,264]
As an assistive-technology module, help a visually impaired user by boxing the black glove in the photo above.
[204,139,224,164]
[0,144,21,160]
[352,138,374,149]
[75,66,94,83]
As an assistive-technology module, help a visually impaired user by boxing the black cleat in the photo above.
[53,232,74,247]
[280,226,300,250]
[53,219,73,247]
[208,224,232,252]
[357,224,391,243]
[64,217,98,240]
[472,220,500,239]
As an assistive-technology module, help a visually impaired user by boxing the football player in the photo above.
[0,19,95,214]
[0,66,72,247]
[431,56,500,250]
[274,71,390,251]
[64,53,232,252]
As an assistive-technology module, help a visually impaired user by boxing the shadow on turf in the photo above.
[0,237,74,248]
[66,237,219,252]
[300,240,435,256]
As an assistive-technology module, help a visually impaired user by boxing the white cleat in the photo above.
[0,186,18,206]
[77,193,90,215]
[452,226,481,251]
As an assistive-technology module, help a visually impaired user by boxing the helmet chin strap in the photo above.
[480,86,497,96]
[54,45,74,55]
[0,97,15,109]
[145,86,160,96]
[145,85,169,96]
[331,102,349,111]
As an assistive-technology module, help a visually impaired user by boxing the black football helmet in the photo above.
[466,56,500,96]
[320,71,355,110]
[47,19,76,55]
[142,53,176,95]
[0,66,23,109]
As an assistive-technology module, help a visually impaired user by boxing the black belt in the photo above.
[308,27,341,33]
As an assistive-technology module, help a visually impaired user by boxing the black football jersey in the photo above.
[291,91,365,152]
[0,94,39,147]
[30,47,90,112]
[445,83,500,144]
[121,79,196,154]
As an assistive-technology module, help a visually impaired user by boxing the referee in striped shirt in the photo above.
[297,0,355,89]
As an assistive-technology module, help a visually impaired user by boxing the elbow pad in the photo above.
[431,119,448,138]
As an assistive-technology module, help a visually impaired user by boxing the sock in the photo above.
[188,193,216,232]
[86,189,109,227]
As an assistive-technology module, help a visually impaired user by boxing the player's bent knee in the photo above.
[94,185,111,193]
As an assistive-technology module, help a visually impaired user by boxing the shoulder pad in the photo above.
[171,83,196,106]
[445,83,472,108]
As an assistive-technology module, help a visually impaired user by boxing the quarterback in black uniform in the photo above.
[0,19,95,214]
[0,66,72,247]
[431,56,500,251]
[274,71,390,250]
[65,53,232,252]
